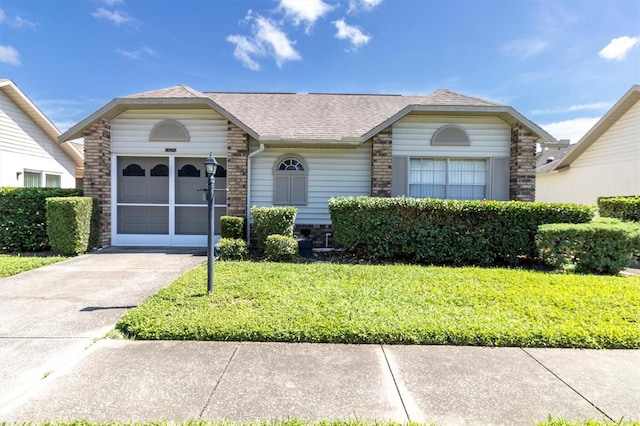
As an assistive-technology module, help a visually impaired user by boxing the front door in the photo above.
[113,156,227,247]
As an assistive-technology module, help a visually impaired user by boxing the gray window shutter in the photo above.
[290,175,307,205]
[490,157,509,201]
[273,176,290,205]
[392,156,408,197]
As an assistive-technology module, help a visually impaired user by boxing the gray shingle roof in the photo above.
[59,85,555,144]
[204,90,502,141]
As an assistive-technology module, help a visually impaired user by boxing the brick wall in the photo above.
[83,118,112,248]
[371,126,392,197]
[227,122,249,218]
[510,125,536,202]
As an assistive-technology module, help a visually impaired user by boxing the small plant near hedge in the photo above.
[46,197,99,256]
[217,238,248,260]
[220,216,245,239]
[264,234,299,262]
[536,218,640,275]
[0,187,83,251]
[329,196,594,266]
[251,206,297,251]
[598,195,640,222]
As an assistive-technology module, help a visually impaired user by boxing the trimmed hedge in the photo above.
[218,238,248,260]
[220,216,245,239]
[329,196,594,266]
[536,218,640,275]
[46,197,99,256]
[0,187,83,251]
[598,196,640,222]
[264,234,299,262]
[251,206,297,251]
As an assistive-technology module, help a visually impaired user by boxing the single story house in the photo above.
[0,79,83,188]
[59,85,555,248]
[537,84,640,205]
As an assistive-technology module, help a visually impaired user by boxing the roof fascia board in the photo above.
[361,105,557,143]
[59,97,260,142]
[551,85,640,171]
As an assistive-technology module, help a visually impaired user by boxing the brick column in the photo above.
[83,119,112,248]
[510,125,536,202]
[371,126,393,197]
[226,121,249,218]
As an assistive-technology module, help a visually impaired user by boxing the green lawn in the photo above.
[0,254,66,278]
[116,262,640,349]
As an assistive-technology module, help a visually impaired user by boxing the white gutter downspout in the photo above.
[246,143,265,245]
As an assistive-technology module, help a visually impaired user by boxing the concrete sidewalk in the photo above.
[1,248,639,424]
[0,248,206,413]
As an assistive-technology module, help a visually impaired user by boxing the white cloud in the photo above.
[599,36,639,61]
[0,8,38,30]
[227,13,301,71]
[279,0,333,30]
[501,38,548,59]
[0,44,21,65]
[227,34,264,71]
[92,7,138,29]
[348,0,383,13]
[334,19,371,50]
[540,117,600,144]
[531,102,613,115]
[116,46,156,60]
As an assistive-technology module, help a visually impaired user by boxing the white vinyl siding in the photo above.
[110,110,228,156]
[572,101,640,169]
[0,92,76,187]
[392,115,510,201]
[250,143,371,224]
[536,100,640,205]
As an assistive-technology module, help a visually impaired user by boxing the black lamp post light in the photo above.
[204,154,219,294]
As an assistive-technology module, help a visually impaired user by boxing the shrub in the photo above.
[220,216,245,239]
[0,187,83,252]
[251,206,297,251]
[598,195,640,222]
[264,234,298,262]
[329,196,594,266]
[536,218,640,275]
[217,238,248,261]
[46,197,99,256]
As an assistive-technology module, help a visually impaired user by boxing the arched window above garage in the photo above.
[431,125,470,146]
[149,120,190,142]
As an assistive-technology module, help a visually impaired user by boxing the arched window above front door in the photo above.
[273,155,308,206]
[149,120,190,142]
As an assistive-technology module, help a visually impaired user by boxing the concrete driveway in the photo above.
[0,248,206,412]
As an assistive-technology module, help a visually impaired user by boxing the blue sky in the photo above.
[1,0,639,143]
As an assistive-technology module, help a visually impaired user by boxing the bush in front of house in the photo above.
[264,234,299,262]
[598,195,640,222]
[251,206,297,251]
[536,218,640,275]
[220,216,245,239]
[0,187,83,252]
[218,238,248,260]
[329,196,594,266]
[46,197,99,256]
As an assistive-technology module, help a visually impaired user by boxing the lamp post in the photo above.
[204,154,219,294]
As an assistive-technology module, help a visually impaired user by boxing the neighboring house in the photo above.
[0,79,83,188]
[59,85,555,248]
[537,85,640,205]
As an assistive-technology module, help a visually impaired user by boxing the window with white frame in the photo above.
[273,155,308,205]
[409,158,487,200]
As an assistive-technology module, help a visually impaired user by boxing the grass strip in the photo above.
[117,262,640,348]
[0,254,66,278]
